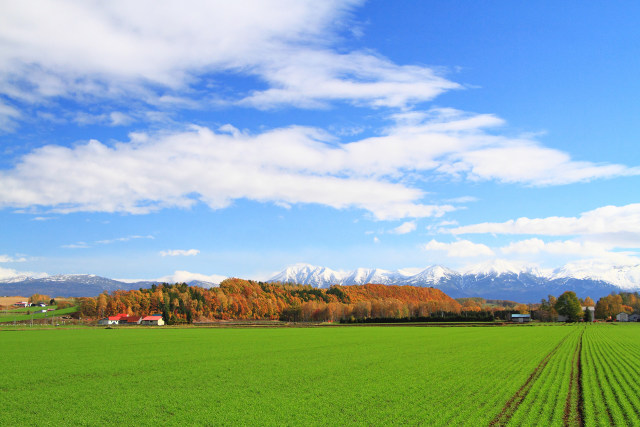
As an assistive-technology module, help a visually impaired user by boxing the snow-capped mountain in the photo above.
[269,263,346,287]
[342,268,408,286]
[0,274,213,297]
[2,260,638,302]
[550,261,640,290]
[268,261,634,302]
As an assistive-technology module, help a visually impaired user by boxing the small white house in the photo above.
[616,312,629,322]
[628,314,640,322]
[14,301,29,307]
[98,316,123,325]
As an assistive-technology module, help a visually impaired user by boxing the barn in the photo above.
[141,315,165,326]
[509,314,531,323]
[122,316,142,325]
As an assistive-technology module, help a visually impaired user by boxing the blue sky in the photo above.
[1,0,639,282]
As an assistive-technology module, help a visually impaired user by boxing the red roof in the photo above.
[108,316,121,320]
[125,316,142,322]
[142,315,162,321]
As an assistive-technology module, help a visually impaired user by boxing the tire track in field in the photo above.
[563,327,584,427]
[489,332,572,426]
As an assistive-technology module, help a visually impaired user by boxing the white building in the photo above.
[616,312,629,322]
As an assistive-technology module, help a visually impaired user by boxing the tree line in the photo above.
[533,291,640,322]
[74,279,502,324]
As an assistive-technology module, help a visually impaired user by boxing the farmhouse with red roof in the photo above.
[97,314,149,326]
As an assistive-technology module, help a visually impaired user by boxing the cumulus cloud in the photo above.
[499,237,640,266]
[0,124,455,220]
[389,221,417,234]
[451,203,640,241]
[422,239,494,258]
[500,238,613,256]
[0,0,457,119]
[160,249,200,257]
[1,108,637,219]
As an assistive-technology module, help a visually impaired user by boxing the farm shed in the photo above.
[616,312,629,322]
[14,301,29,307]
[509,314,531,323]
[629,314,640,322]
[141,315,164,326]
[122,316,142,325]
[98,316,124,325]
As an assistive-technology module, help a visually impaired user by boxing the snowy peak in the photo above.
[551,262,640,290]
[462,259,541,277]
[267,262,638,302]
[415,265,458,282]
[343,268,398,285]
[269,263,345,287]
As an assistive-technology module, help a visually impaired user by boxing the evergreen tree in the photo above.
[584,307,593,322]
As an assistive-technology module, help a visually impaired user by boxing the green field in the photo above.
[0,306,78,322]
[0,323,637,425]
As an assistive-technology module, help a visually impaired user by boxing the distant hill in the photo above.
[0,274,216,297]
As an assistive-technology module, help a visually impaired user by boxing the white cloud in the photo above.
[451,203,640,241]
[1,109,637,220]
[160,249,200,257]
[0,125,455,220]
[0,100,21,132]
[96,235,154,245]
[0,255,27,263]
[500,238,613,256]
[0,266,47,280]
[445,196,478,204]
[61,242,90,249]
[389,221,417,234]
[422,239,494,258]
[74,111,134,127]
[499,237,640,267]
[0,0,458,119]
[156,270,225,285]
[373,236,380,244]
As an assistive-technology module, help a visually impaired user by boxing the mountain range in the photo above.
[267,261,640,302]
[0,275,217,298]
[1,260,639,302]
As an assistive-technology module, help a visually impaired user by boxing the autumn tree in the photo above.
[595,294,624,319]
[29,294,50,304]
[555,291,582,322]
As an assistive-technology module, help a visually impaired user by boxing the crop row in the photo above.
[501,326,583,426]
[582,324,640,426]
